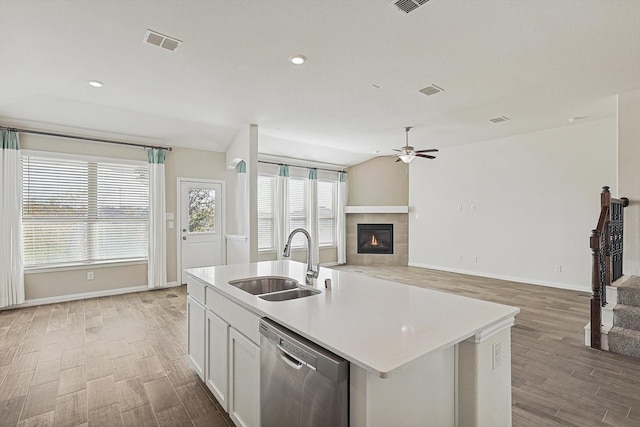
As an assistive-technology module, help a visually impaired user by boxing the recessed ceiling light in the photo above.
[88,80,103,88]
[289,55,307,65]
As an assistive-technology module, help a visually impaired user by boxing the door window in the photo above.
[188,189,216,233]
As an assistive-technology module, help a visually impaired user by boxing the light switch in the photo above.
[166,213,174,220]
[168,221,174,229]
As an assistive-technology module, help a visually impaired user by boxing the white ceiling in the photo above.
[1,0,639,166]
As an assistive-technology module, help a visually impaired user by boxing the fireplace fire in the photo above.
[357,224,393,254]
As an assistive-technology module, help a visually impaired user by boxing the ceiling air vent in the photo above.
[143,29,182,52]
[489,116,510,124]
[419,84,444,96]
[391,0,430,14]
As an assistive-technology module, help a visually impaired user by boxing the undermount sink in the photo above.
[258,288,322,302]
[228,276,299,295]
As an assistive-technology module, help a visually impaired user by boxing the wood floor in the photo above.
[1,266,640,426]
[0,287,233,427]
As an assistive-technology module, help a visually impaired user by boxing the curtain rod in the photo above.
[1,126,172,152]
[258,160,345,174]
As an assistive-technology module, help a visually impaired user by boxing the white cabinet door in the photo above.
[187,295,205,381]
[229,328,260,427]
[206,310,229,411]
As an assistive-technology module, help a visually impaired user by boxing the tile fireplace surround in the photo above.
[346,212,408,266]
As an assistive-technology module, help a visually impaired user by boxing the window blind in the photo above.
[22,154,149,268]
[288,178,307,248]
[317,180,337,245]
[257,175,274,250]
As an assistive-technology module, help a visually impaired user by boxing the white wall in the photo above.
[408,118,617,291]
[618,90,640,276]
[225,124,258,264]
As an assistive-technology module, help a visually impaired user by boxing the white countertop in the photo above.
[186,260,519,378]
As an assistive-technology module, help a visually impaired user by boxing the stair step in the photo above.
[613,305,640,331]
[608,327,640,359]
[617,276,640,307]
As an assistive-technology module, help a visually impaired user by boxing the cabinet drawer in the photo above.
[187,276,206,305]
[206,287,260,344]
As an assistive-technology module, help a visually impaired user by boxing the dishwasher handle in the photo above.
[278,348,305,370]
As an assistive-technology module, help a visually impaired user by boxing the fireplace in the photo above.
[357,224,393,254]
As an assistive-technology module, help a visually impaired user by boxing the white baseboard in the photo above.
[407,262,589,293]
[2,281,181,310]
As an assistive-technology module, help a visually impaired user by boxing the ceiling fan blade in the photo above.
[416,154,436,159]
[415,149,439,153]
[392,149,402,152]
[395,157,402,162]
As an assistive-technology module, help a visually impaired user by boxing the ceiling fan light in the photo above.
[399,153,415,163]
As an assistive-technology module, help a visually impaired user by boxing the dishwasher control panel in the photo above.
[278,337,317,368]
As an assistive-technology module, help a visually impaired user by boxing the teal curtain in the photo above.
[236,160,247,235]
[1,130,25,307]
[147,148,166,164]
[337,171,348,264]
[147,148,167,288]
[236,160,246,173]
[307,168,319,266]
[274,165,290,258]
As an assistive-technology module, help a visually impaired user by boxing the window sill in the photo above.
[257,245,337,254]
[24,259,148,274]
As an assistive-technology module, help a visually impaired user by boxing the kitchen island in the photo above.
[185,260,519,427]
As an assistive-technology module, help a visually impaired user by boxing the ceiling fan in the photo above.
[393,127,438,163]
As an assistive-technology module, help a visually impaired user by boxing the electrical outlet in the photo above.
[493,342,502,370]
[473,256,478,263]
[415,213,420,219]
[555,265,562,273]
[87,271,94,280]
[459,255,463,262]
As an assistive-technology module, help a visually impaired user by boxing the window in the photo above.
[256,167,340,252]
[257,175,274,250]
[288,177,307,248]
[22,152,149,269]
[317,180,337,246]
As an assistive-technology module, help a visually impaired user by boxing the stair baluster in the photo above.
[590,186,629,350]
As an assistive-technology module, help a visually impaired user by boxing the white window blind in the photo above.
[22,153,149,268]
[317,180,337,246]
[288,177,307,249]
[257,175,274,250]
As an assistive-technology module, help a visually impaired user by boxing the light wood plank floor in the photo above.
[2,266,640,426]
[334,265,640,427]
[0,287,233,427]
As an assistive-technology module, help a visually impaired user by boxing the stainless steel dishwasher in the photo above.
[259,318,349,427]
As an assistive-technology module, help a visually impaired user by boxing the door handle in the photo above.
[183,228,187,232]
[183,236,187,240]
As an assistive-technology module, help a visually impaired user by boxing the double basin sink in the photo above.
[228,276,321,301]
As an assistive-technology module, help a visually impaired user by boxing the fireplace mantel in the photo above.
[345,206,409,214]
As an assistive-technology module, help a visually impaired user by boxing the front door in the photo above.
[180,180,223,283]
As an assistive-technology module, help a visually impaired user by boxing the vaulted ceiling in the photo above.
[1,1,639,166]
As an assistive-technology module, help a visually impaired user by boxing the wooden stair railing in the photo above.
[590,186,629,349]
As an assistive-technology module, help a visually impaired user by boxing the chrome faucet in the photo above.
[283,228,320,285]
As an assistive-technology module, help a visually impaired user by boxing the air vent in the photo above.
[144,29,182,52]
[391,0,430,14]
[419,84,444,96]
[489,116,510,124]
